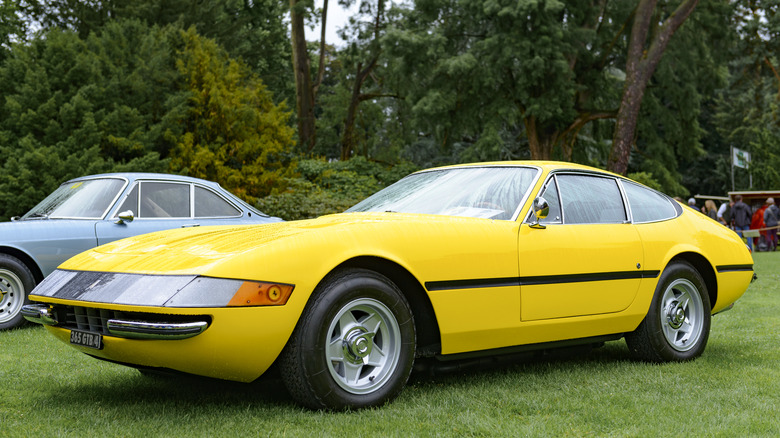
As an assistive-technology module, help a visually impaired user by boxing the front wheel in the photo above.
[279,268,416,410]
[0,254,36,330]
[626,261,711,362]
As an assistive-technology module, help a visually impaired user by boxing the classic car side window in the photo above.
[140,182,191,218]
[116,184,139,217]
[623,181,678,223]
[194,186,241,217]
[539,177,562,224]
[557,174,626,224]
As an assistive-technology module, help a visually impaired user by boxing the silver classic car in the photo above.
[0,173,280,329]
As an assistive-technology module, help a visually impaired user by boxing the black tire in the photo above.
[626,261,711,362]
[279,268,416,410]
[0,254,36,330]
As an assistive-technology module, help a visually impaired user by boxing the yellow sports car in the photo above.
[23,162,754,409]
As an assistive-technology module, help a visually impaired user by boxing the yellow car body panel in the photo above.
[41,299,297,382]
[27,161,755,385]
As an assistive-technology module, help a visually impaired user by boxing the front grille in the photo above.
[53,305,211,335]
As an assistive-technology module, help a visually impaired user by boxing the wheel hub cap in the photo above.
[343,327,375,363]
[666,301,686,329]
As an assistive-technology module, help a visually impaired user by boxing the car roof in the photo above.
[420,161,623,178]
[64,173,222,187]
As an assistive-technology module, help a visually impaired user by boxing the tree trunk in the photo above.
[341,58,379,160]
[524,116,557,160]
[290,0,316,151]
[340,0,384,160]
[608,0,698,175]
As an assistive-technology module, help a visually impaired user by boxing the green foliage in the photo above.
[626,172,664,193]
[256,157,418,220]
[0,1,24,62]
[168,27,295,204]
[19,0,293,101]
[0,22,177,219]
[0,20,293,220]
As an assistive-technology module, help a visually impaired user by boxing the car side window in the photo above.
[539,177,562,224]
[140,182,191,218]
[194,186,241,217]
[116,184,139,216]
[623,181,678,223]
[557,174,626,224]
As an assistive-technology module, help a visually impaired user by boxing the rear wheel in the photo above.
[279,268,416,410]
[0,254,36,330]
[626,261,711,362]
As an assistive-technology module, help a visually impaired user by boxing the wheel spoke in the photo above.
[361,311,384,334]
[365,340,387,367]
[679,319,694,337]
[337,310,359,333]
[328,338,345,361]
[342,361,363,385]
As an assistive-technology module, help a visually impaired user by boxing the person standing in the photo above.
[732,195,753,252]
[764,198,779,251]
[718,200,734,228]
[705,200,718,220]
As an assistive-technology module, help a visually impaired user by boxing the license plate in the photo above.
[70,329,103,350]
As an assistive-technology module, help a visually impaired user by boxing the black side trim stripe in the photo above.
[425,270,661,292]
[716,264,754,273]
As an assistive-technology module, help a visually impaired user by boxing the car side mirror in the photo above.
[529,197,548,229]
[115,210,135,225]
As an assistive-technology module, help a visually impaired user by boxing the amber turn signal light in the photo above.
[227,281,294,307]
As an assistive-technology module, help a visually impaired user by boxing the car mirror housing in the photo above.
[115,210,135,225]
[529,197,548,229]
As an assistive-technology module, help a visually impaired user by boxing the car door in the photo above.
[518,172,644,321]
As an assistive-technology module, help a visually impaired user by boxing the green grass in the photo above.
[2,255,779,437]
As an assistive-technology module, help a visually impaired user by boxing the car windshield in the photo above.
[347,166,539,220]
[22,178,126,220]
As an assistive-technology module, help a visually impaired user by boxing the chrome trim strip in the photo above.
[106,319,208,340]
[21,304,58,325]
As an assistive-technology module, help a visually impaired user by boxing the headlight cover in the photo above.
[30,269,294,307]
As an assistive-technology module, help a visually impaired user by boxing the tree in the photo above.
[379,1,642,163]
[0,20,294,219]
[289,0,319,151]
[708,0,780,191]
[17,0,293,99]
[169,27,296,203]
[0,1,25,62]
[337,0,392,160]
[0,22,176,219]
[608,0,699,175]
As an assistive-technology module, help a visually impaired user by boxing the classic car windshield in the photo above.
[347,166,539,220]
[22,178,126,220]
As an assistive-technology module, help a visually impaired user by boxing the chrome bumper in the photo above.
[22,304,208,340]
[21,304,58,325]
[106,319,208,340]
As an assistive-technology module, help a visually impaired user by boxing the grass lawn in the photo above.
[2,254,778,437]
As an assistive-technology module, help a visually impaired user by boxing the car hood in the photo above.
[58,212,521,282]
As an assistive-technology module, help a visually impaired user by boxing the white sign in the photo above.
[733,147,751,169]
